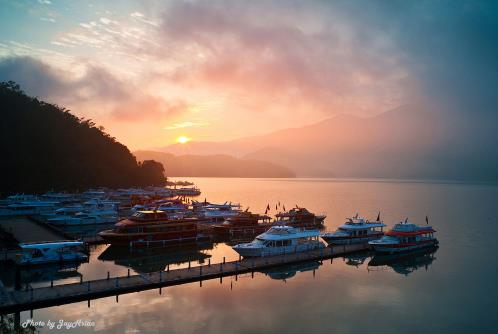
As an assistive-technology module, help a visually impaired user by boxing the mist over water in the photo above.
[11,178,498,333]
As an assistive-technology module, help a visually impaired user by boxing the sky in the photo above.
[0,0,497,150]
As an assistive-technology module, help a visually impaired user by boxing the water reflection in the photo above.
[342,251,370,267]
[97,243,214,273]
[368,246,439,276]
[260,260,321,280]
[0,262,82,288]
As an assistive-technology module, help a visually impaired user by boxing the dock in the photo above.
[0,243,367,313]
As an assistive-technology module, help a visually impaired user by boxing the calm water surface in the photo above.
[9,178,498,333]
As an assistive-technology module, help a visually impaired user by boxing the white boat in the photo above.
[41,205,85,219]
[82,198,119,215]
[48,212,118,226]
[369,219,438,254]
[232,225,325,257]
[0,200,60,216]
[321,214,386,245]
[17,241,88,265]
[196,203,241,223]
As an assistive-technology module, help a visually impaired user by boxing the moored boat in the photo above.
[232,225,325,257]
[212,211,272,237]
[17,241,88,266]
[369,219,438,254]
[98,210,201,246]
[321,214,385,245]
[274,207,326,229]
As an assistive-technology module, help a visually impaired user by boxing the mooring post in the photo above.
[235,274,238,281]
[107,271,110,280]
[200,280,202,287]
[239,254,241,262]
[128,269,130,277]
[167,264,170,272]
[159,287,162,295]
[313,269,316,278]
[223,256,226,264]
[87,300,90,308]
[208,258,211,267]
[188,261,191,269]
[80,275,83,285]
[14,265,21,291]
[220,276,222,284]
[51,280,53,288]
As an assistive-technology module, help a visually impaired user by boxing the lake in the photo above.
[6,178,498,333]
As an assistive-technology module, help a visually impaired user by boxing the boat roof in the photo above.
[339,218,386,229]
[386,222,436,236]
[20,240,84,249]
[256,226,319,240]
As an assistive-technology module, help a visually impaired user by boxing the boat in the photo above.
[368,219,438,254]
[195,202,242,223]
[274,207,326,228]
[48,212,118,226]
[0,200,60,216]
[173,186,201,196]
[16,241,88,266]
[321,214,385,245]
[98,210,201,246]
[232,225,325,257]
[212,211,272,237]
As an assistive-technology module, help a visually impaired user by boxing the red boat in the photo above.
[99,210,201,246]
[212,211,272,237]
[369,219,438,254]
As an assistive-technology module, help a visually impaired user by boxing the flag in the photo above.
[275,204,278,210]
[266,204,270,211]
[283,205,286,211]
[376,212,381,221]
[265,208,268,214]
[426,216,429,225]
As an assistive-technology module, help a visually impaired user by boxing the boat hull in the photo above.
[369,239,438,254]
[321,233,383,245]
[233,241,325,258]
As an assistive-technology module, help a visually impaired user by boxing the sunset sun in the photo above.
[176,136,191,144]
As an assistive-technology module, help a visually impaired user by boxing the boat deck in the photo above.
[0,243,368,313]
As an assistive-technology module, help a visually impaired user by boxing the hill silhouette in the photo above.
[134,151,295,178]
[161,104,498,181]
[0,81,165,194]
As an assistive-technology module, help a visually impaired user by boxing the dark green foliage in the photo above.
[0,81,165,194]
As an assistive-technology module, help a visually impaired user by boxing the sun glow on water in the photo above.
[176,136,191,144]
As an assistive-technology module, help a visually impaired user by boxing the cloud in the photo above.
[0,56,128,104]
[164,121,210,130]
[111,97,189,122]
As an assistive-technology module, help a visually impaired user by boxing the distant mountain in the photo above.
[134,151,295,178]
[160,105,498,181]
[0,81,165,194]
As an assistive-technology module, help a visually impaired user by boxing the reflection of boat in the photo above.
[0,262,81,288]
[261,261,322,280]
[233,226,325,257]
[98,243,213,273]
[274,207,326,228]
[321,214,385,245]
[369,220,438,253]
[17,241,88,266]
[368,246,438,276]
[212,211,272,237]
[98,210,200,246]
[343,251,371,267]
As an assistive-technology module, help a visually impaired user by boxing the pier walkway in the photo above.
[0,243,367,313]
